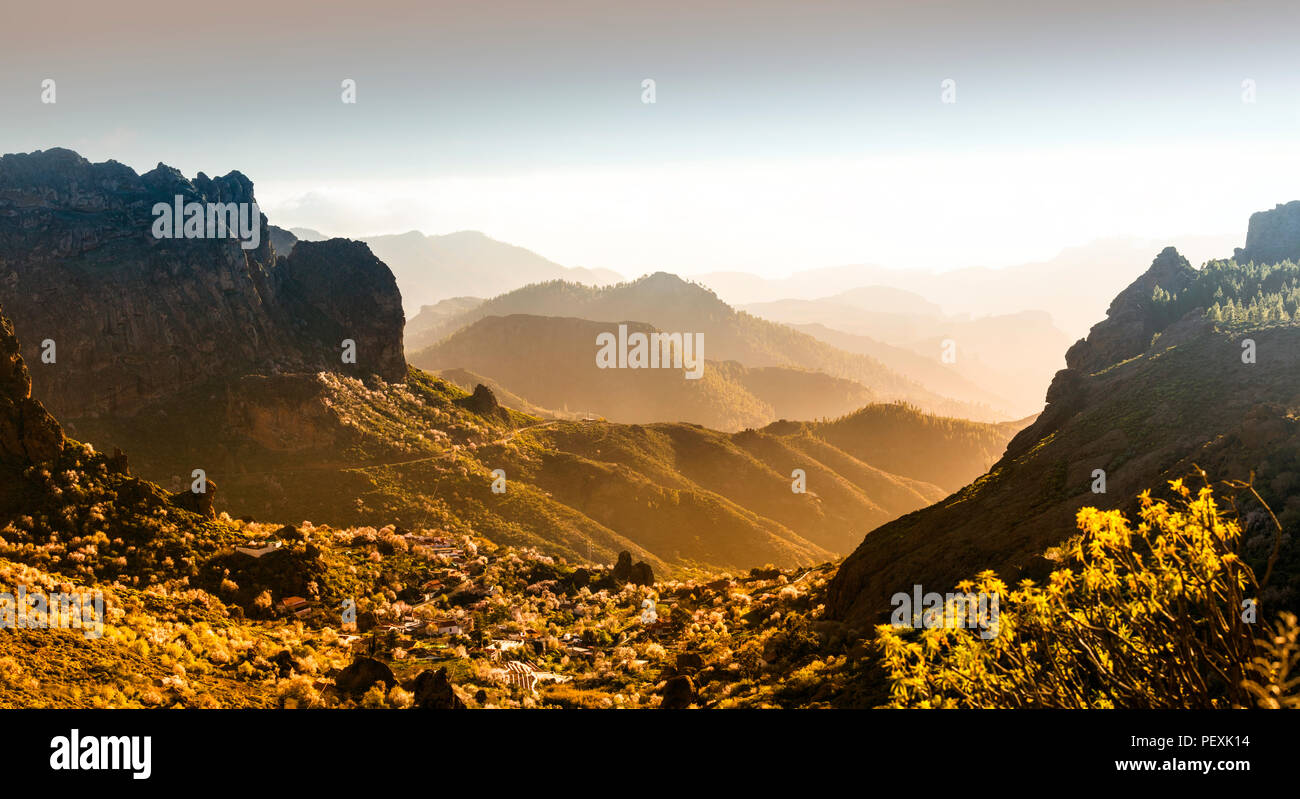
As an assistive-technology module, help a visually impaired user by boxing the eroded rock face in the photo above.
[1235,200,1300,267]
[0,148,406,421]
[0,306,63,464]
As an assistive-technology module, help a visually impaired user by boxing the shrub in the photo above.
[877,478,1296,708]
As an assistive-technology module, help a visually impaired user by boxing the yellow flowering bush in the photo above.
[877,478,1296,708]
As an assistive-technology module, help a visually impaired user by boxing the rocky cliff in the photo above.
[0,306,63,467]
[1234,200,1300,266]
[0,148,405,421]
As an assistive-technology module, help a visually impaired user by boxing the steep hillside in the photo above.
[411,273,1003,421]
[800,403,1032,492]
[490,419,947,560]
[826,246,1300,629]
[468,401,1023,561]
[61,364,680,574]
[1,304,247,590]
[434,367,568,419]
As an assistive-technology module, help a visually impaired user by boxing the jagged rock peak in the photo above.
[1064,246,1196,376]
[0,148,407,419]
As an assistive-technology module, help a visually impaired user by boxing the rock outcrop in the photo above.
[461,383,500,415]
[612,550,655,587]
[169,480,218,520]
[659,674,696,709]
[335,656,397,696]
[1006,248,1203,461]
[1063,246,1197,376]
[0,148,406,422]
[1234,200,1300,266]
[411,667,466,709]
[0,306,64,465]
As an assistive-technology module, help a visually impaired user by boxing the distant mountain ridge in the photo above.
[741,296,1070,418]
[364,230,621,314]
[270,226,623,316]
[409,272,1007,422]
[412,313,879,430]
[406,296,486,352]
[693,235,1242,339]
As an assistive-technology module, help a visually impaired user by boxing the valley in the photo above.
[1,147,1298,711]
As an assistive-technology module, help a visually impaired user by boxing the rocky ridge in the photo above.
[0,148,405,421]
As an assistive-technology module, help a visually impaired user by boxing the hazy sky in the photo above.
[4,0,1300,276]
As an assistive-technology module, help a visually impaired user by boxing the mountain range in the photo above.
[0,148,1020,574]
[406,273,1011,423]
[271,225,623,315]
[690,234,1243,339]
[740,292,1069,418]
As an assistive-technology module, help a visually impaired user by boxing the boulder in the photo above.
[612,551,654,586]
[335,656,397,696]
[170,479,218,519]
[463,383,499,415]
[612,551,634,583]
[630,561,655,587]
[411,667,466,709]
[660,675,696,709]
[567,567,591,591]
[271,649,296,678]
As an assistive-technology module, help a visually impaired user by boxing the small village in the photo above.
[227,522,833,708]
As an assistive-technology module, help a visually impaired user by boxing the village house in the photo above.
[278,596,311,618]
[430,618,463,635]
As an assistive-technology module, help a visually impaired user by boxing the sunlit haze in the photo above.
[5,0,1300,276]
